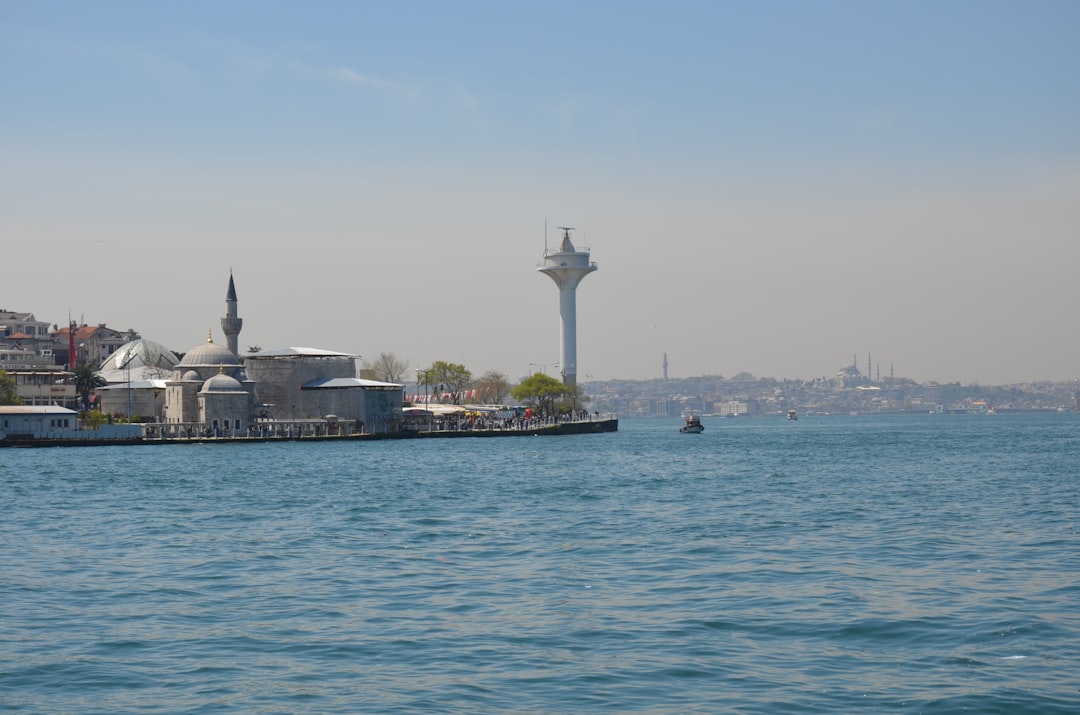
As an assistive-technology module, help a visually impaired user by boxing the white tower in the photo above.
[538,227,597,387]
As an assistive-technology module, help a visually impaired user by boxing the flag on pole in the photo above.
[68,321,77,369]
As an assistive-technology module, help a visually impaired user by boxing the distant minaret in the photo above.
[663,353,669,381]
[538,227,597,387]
[221,271,243,356]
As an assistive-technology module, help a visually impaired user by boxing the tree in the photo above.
[364,352,410,384]
[0,369,22,405]
[73,364,106,411]
[424,361,472,402]
[474,370,510,404]
[510,372,570,416]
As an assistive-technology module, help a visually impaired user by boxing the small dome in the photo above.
[178,332,239,368]
[182,370,202,382]
[200,372,244,393]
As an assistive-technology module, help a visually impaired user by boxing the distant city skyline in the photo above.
[3,2,1078,386]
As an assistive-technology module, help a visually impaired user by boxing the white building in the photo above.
[0,347,75,407]
[0,310,53,355]
[0,405,139,442]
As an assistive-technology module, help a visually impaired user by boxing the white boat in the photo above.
[787,409,798,421]
[680,415,704,433]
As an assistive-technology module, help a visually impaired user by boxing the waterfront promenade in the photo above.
[0,412,619,447]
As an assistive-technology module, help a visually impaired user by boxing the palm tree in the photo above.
[73,364,106,411]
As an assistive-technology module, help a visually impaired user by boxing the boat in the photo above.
[680,415,704,433]
[787,409,797,421]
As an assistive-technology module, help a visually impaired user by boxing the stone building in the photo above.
[244,347,404,433]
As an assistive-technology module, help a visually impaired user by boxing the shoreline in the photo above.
[0,418,618,448]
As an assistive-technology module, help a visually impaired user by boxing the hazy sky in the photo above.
[3,1,1078,385]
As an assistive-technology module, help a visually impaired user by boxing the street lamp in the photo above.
[529,361,559,376]
[413,367,432,432]
[117,346,139,424]
[412,367,426,405]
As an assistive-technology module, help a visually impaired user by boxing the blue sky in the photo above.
[3,2,1079,384]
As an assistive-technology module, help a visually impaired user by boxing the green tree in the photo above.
[425,361,472,402]
[0,369,23,405]
[474,370,510,404]
[73,364,106,410]
[510,372,570,416]
[364,352,410,384]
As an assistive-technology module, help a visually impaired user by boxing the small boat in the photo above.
[787,409,798,421]
[680,415,704,433]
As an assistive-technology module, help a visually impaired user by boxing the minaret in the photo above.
[538,227,597,387]
[663,353,669,381]
[221,271,243,356]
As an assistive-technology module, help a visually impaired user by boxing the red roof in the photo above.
[55,325,104,340]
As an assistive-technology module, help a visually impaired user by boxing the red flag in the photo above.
[68,322,77,369]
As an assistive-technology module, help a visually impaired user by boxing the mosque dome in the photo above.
[200,372,244,393]
[178,332,239,368]
[182,370,202,382]
[97,339,181,383]
[99,339,179,372]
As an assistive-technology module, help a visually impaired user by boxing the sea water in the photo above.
[2,414,1078,713]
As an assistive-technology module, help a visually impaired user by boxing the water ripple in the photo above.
[2,415,1078,713]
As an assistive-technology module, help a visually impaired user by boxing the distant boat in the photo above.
[680,415,704,433]
[787,409,798,421]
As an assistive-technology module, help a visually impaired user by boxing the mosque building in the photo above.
[113,273,406,436]
[162,330,255,434]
